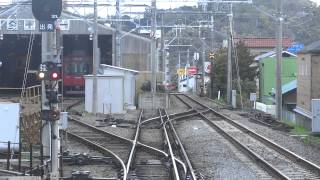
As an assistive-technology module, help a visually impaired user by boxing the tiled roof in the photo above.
[235,38,293,48]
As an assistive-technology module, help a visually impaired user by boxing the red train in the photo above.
[63,55,92,94]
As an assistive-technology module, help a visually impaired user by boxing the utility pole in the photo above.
[41,27,60,180]
[202,37,206,93]
[41,32,60,179]
[276,0,283,121]
[161,27,165,84]
[92,0,98,114]
[115,0,121,67]
[151,0,157,108]
[178,51,181,69]
[41,33,50,162]
[227,4,233,105]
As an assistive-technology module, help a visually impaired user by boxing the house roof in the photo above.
[99,64,139,74]
[254,50,297,61]
[298,40,320,54]
[282,79,297,94]
[270,79,297,95]
[234,38,293,48]
[294,106,312,119]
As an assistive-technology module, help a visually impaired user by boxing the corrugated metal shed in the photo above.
[259,56,297,104]
[84,64,138,114]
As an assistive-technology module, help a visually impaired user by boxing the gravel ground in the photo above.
[68,100,139,139]
[169,95,272,179]
[214,120,318,179]
[62,136,118,178]
[193,95,320,167]
[174,118,272,179]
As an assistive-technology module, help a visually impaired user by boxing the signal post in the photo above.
[32,0,62,179]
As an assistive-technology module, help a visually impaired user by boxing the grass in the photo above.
[284,120,320,145]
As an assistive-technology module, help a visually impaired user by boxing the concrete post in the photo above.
[232,90,236,108]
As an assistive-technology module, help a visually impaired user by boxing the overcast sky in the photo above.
[310,0,320,5]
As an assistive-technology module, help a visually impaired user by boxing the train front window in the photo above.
[65,63,90,75]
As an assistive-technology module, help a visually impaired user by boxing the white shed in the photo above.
[84,64,138,114]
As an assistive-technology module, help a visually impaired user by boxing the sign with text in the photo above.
[24,19,36,30]
[204,61,211,73]
[250,93,257,101]
[39,21,55,32]
[188,66,197,75]
[7,19,18,31]
[177,68,186,76]
[57,19,70,30]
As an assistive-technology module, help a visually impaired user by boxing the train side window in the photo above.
[83,64,89,74]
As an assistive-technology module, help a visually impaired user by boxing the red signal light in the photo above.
[50,72,59,80]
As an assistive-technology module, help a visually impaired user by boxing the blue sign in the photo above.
[287,44,304,54]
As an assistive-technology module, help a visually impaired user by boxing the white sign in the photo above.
[250,93,257,101]
[7,19,18,31]
[57,19,70,31]
[204,61,211,73]
[193,52,199,61]
[312,99,320,133]
[0,103,20,149]
[24,19,35,30]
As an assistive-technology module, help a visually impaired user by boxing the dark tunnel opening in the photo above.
[0,34,42,88]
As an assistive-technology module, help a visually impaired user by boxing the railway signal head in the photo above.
[38,62,61,81]
[32,0,62,21]
[50,71,59,81]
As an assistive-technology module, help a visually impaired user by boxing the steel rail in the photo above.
[197,112,290,179]
[182,94,320,177]
[68,115,168,158]
[163,109,198,180]
[136,141,186,173]
[137,142,168,157]
[126,110,143,176]
[65,131,127,180]
[140,109,196,125]
[159,109,181,180]
[174,95,289,179]
[172,94,193,109]
[0,169,25,176]
[65,98,84,111]
[68,116,133,142]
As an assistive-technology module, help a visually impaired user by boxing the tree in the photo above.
[209,42,257,101]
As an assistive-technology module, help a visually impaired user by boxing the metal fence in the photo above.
[0,141,44,176]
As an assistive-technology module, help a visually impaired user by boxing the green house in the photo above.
[257,51,297,104]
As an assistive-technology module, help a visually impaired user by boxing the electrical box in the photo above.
[312,99,320,133]
[0,103,20,150]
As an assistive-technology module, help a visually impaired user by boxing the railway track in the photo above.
[127,110,170,179]
[66,108,173,179]
[173,93,320,180]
